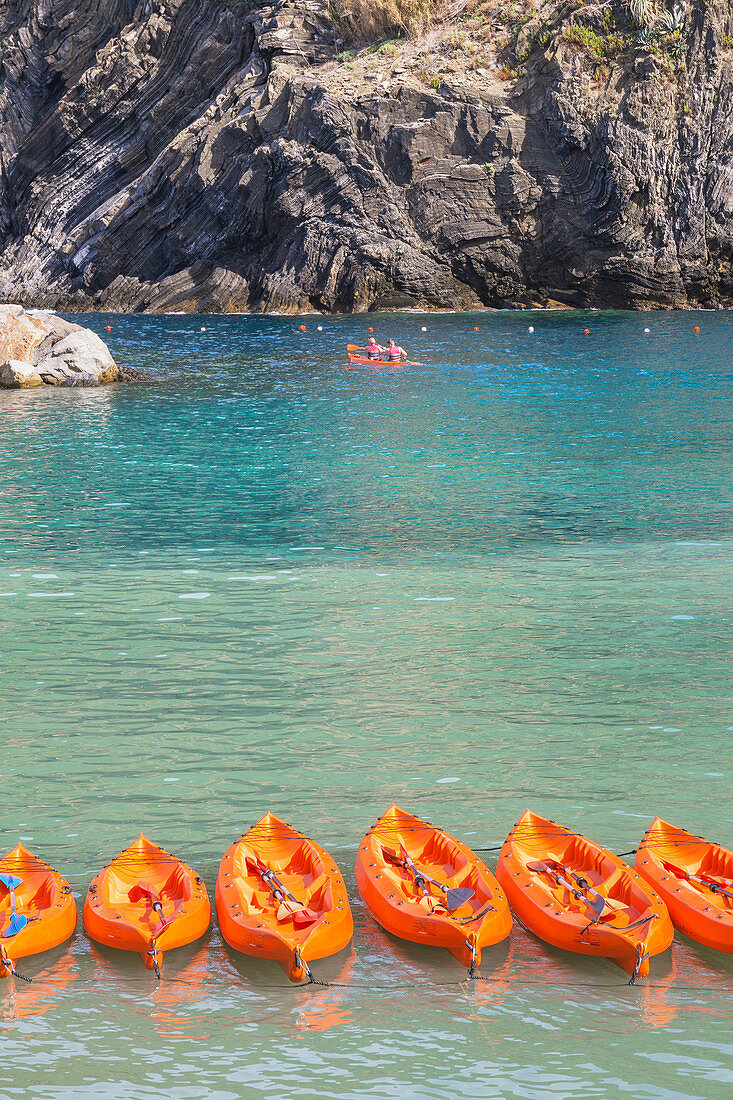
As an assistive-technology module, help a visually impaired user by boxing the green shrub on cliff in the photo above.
[562,21,626,60]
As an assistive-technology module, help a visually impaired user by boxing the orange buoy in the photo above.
[106,325,111,331]
[83,835,210,976]
[497,811,672,980]
[355,804,512,971]
[216,812,353,982]
[636,818,733,953]
[694,326,700,332]
[474,326,479,331]
[0,844,77,978]
[299,324,306,331]
[584,328,590,334]
[368,327,374,333]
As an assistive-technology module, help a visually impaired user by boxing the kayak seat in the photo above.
[163,865,193,901]
[306,875,331,914]
[562,836,609,881]
[419,833,469,881]
[288,841,324,882]
[699,845,733,881]
[27,877,57,911]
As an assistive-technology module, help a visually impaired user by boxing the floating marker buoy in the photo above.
[584,328,590,334]
[528,326,534,334]
[421,326,427,331]
[201,326,206,332]
[694,326,700,332]
[474,326,479,331]
[317,325,323,331]
[644,327,650,333]
[368,326,374,333]
[106,325,111,331]
[299,324,306,331]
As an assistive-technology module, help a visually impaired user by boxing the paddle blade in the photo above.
[347,344,362,351]
[588,893,606,918]
[2,913,28,937]
[276,901,318,925]
[291,907,319,927]
[380,845,403,866]
[0,875,22,891]
[445,887,474,911]
[661,860,688,880]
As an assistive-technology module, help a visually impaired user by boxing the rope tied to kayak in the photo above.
[148,940,162,980]
[0,943,32,983]
[295,950,330,987]
[628,943,649,986]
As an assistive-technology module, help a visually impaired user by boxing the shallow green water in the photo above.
[0,310,731,1098]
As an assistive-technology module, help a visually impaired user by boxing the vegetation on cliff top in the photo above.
[329,0,693,88]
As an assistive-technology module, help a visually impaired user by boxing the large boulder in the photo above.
[0,358,43,387]
[36,329,118,384]
[0,305,46,362]
[0,305,119,387]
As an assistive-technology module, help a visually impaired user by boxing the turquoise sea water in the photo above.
[0,310,731,1098]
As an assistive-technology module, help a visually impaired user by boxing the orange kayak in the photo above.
[216,812,353,982]
[498,811,673,980]
[348,353,404,367]
[83,835,210,976]
[0,844,76,979]
[355,804,512,971]
[636,818,733,952]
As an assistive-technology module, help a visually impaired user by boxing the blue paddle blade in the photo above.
[0,874,22,891]
[2,913,27,937]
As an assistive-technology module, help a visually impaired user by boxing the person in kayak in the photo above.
[366,336,383,360]
[386,339,407,362]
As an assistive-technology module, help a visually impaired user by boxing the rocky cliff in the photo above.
[0,0,731,312]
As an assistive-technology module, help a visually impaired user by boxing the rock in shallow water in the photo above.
[0,304,118,387]
[0,358,43,387]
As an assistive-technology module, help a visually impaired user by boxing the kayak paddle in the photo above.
[527,860,607,920]
[243,849,318,925]
[547,859,627,912]
[660,859,733,900]
[383,839,474,911]
[0,874,27,937]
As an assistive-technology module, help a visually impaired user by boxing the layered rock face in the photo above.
[0,305,118,385]
[0,0,731,312]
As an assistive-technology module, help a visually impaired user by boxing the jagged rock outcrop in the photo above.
[0,304,118,385]
[0,0,732,311]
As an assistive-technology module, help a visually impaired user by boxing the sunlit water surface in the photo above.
[0,311,731,1098]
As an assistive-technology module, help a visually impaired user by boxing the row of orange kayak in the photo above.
[1,808,731,984]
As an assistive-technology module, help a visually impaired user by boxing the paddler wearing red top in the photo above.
[366,336,383,360]
[386,339,407,362]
